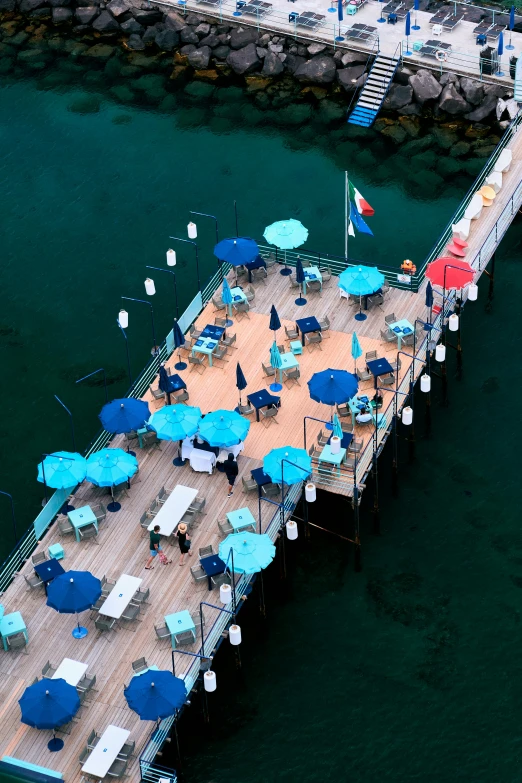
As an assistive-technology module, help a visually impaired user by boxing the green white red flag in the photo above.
[348,181,375,217]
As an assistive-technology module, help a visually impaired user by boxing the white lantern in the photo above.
[448,313,459,332]
[166,249,176,267]
[402,406,413,425]
[286,519,298,540]
[187,222,197,239]
[468,283,478,301]
[305,482,316,503]
[420,374,431,393]
[118,309,128,329]
[144,278,156,296]
[229,624,242,645]
[220,583,231,604]
[330,435,341,455]
[435,344,446,362]
[203,670,216,692]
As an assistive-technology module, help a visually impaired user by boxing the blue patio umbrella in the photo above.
[308,368,358,406]
[124,669,187,722]
[47,570,102,639]
[99,398,150,435]
[336,0,344,40]
[263,219,309,275]
[263,446,311,485]
[236,362,247,409]
[37,452,87,489]
[148,404,202,441]
[507,5,515,48]
[198,409,250,448]
[269,304,281,333]
[219,532,276,574]
[86,448,138,512]
[498,31,504,74]
[405,11,412,54]
[332,413,343,440]
[172,318,187,371]
[295,257,307,306]
[412,0,420,29]
[222,277,234,326]
[214,237,259,266]
[19,678,80,750]
[351,331,363,372]
[269,340,283,392]
[338,265,385,322]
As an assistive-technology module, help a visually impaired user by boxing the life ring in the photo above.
[435,49,448,63]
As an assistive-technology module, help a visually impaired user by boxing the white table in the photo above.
[189,450,216,474]
[52,658,88,687]
[82,725,130,778]
[149,485,198,537]
[99,574,142,620]
[181,437,195,461]
[217,441,244,462]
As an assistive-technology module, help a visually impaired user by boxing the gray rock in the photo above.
[284,53,305,74]
[483,83,512,99]
[226,42,260,74]
[380,124,407,144]
[438,71,459,86]
[229,26,258,49]
[0,0,15,10]
[48,0,71,8]
[307,42,326,55]
[29,7,51,16]
[258,33,270,46]
[52,6,72,20]
[215,23,231,33]
[496,97,519,121]
[459,76,483,106]
[184,12,202,24]
[213,45,230,59]
[194,22,210,35]
[142,26,158,44]
[164,10,186,31]
[119,16,143,32]
[180,27,199,44]
[409,68,442,104]
[296,45,307,57]
[198,33,218,47]
[438,83,471,114]
[92,10,120,31]
[106,0,130,16]
[127,33,145,49]
[180,43,196,54]
[333,50,343,63]
[277,52,286,62]
[337,66,365,91]
[187,45,210,68]
[155,28,178,50]
[464,94,497,121]
[262,50,283,76]
[268,42,283,53]
[288,44,298,54]
[215,33,230,44]
[256,46,268,58]
[19,0,45,12]
[393,65,414,85]
[383,83,413,110]
[130,7,162,24]
[294,54,337,84]
[400,103,422,116]
[341,50,366,66]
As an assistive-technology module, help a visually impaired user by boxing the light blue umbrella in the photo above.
[332,414,343,440]
[263,219,309,249]
[218,532,276,574]
[339,266,385,322]
[263,446,311,485]
[148,404,202,441]
[222,277,233,321]
[86,449,138,487]
[269,340,283,392]
[37,452,87,489]
[351,331,362,372]
[198,409,250,448]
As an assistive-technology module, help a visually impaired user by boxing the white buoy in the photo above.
[166,249,176,266]
[220,583,232,604]
[305,482,316,503]
[402,406,413,425]
[467,283,478,301]
[118,309,128,328]
[448,313,459,332]
[420,374,431,393]
[435,344,446,362]
[204,671,216,692]
[144,278,156,296]
[330,435,341,455]
[229,625,242,646]
[286,520,298,540]
[187,222,197,239]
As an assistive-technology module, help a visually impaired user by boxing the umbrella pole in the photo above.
[72,612,88,639]
[355,294,367,322]
[107,485,121,514]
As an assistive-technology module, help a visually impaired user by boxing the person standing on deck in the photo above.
[176,522,192,566]
[145,524,171,569]
[224,453,239,497]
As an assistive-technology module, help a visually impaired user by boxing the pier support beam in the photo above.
[353,486,361,571]
[485,252,495,313]
[455,297,463,381]
[424,392,432,438]
[371,451,380,536]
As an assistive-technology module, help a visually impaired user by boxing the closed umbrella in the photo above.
[19,678,80,751]
[263,219,309,276]
[86,448,138,512]
[338,265,385,321]
[159,365,172,405]
[412,0,420,29]
[99,398,150,435]
[351,332,362,373]
[214,237,259,266]
[332,413,343,440]
[269,304,281,334]
[405,11,412,54]
[222,277,234,325]
[172,319,187,371]
[498,31,504,75]
[269,340,283,392]
[336,0,344,40]
[198,409,250,448]
[425,280,434,324]
[263,446,311,485]
[37,452,87,489]
[47,570,102,639]
[219,532,276,574]
[236,362,247,410]
[295,257,307,306]
[124,669,187,722]
[507,5,515,49]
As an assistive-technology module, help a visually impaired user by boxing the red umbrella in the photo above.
[425,257,474,289]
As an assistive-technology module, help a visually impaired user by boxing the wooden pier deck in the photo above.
[1,126,522,782]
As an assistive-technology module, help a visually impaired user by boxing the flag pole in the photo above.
[344,170,348,262]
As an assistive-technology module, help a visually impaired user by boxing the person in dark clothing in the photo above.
[224,453,239,498]
[176,522,192,566]
[145,524,171,569]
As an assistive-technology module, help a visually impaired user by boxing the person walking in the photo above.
[145,524,171,569]
[176,522,192,566]
[224,452,239,497]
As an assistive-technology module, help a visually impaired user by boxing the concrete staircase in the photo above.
[347,53,400,127]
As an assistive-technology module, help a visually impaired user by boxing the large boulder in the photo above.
[464,94,497,122]
[130,7,162,24]
[438,83,471,114]
[187,45,211,69]
[262,50,283,76]
[92,10,120,31]
[180,26,199,44]
[119,16,143,32]
[19,0,45,12]
[307,42,326,55]
[76,5,98,22]
[52,6,72,21]
[83,43,115,57]
[155,28,178,50]
[337,67,364,91]
[126,33,145,49]
[341,50,367,66]
[409,68,442,104]
[283,53,305,74]
[497,97,519,121]
[164,10,186,31]
[294,54,337,84]
[229,26,258,49]
[198,33,219,47]
[383,83,413,110]
[213,45,230,59]
[106,0,130,16]
[458,76,483,105]
[226,42,260,74]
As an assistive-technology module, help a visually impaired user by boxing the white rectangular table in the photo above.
[149,485,198,537]
[81,725,130,778]
[99,574,142,620]
[52,658,88,687]
[189,450,216,474]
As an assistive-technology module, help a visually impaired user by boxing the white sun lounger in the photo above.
[494,148,512,173]
[464,193,483,221]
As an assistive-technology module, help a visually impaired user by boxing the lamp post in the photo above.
[0,490,18,549]
[116,316,132,387]
[54,395,76,452]
[121,296,159,370]
[169,236,201,293]
[145,265,180,320]
[189,211,219,245]
[75,368,108,404]
[171,648,215,726]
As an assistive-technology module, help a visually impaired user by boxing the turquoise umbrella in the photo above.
[222,278,233,325]
[269,340,283,392]
[263,219,308,250]
[86,448,138,512]
[198,409,250,448]
[148,404,202,441]
[263,446,311,485]
[37,452,87,489]
[351,331,362,372]
[218,532,276,574]
[338,266,385,322]
[332,414,343,440]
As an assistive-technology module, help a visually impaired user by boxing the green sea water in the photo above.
[1,69,519,783]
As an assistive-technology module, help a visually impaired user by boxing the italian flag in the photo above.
[348,181,374,217]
